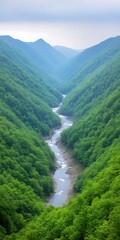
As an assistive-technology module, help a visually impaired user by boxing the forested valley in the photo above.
[0,35,120,240]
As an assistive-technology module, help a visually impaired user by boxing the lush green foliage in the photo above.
[0,36,67,85]
[5,140,120,240]
[59,36,120,93]
[61,87,120,165]
[60,51,120,118]
[0,40,62,136]
[1,36,120,240]
[0,39,62,107]
[0,101,56,237]
[0,70,60,135]
[0,37,62,237]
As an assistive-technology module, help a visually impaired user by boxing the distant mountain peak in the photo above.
[54,45,80,58]
[33,38,51,47]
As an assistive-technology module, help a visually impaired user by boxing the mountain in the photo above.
[54,45,80,58]
[4,36,120,240]
[0,38,62,106]
[59,42,120,117]
[58,36,120,89]
[0,37,66,236]
[28,39,67,74]
[0,99,56,235]
[0,35,67,83]
[60,51,120,154]
[0,39,62,135]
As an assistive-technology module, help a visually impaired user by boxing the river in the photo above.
[45,105,82,207]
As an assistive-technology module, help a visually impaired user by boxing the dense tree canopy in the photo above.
[0,37,62,237]
[58,36,120,93]
[0,36,120,240]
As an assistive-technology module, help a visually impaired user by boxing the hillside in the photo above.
[0,40,62,135]
[0,98,57,236]
[0,35,67,85]
[59,36,120,92]
[0,38,63,103]
[0,36,120,240]
[7,136,120,240]
[29,39,67,74]
[59,49,120,118]
[0,37,62,236]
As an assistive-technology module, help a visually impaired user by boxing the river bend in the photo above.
[45,106,73,207]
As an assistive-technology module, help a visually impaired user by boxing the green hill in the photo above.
[4,45,120,239]
[0,35,67,85]
[59,50,120,118]
[0,98,57,236]
[29,38,67,74]
[0,36,120,240]
[0,39,62,135]
[59,36,120,92]
[0,37,62,237]
[9,136,120,240]
[0,38,63,99]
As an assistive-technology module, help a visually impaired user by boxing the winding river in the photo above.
[45,105,75,207]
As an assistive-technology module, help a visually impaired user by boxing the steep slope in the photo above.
[0,40,62,136]
[0,38,62,105]
[0,35,67,84]
[5,38,120,240]
[0,35,56,87]
[59,50,120,118]
[0,99,56,236]
[8,138,120,240]
[0,37,64,237]
[61,85,120,165]
[29,39,67,73]
[59,36,120,91]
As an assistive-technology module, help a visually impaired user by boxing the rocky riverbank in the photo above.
[56,140,84,202]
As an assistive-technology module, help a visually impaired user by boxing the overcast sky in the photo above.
[0,0,120,48]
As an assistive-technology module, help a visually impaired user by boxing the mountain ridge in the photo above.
[0,34,120,240]
[58,35,120,86]
[58,35,120,92]
[0,35,67,81]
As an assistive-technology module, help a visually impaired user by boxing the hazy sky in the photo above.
[0,0,120,48]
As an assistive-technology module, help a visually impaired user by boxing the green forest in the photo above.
[0,36,120,240]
